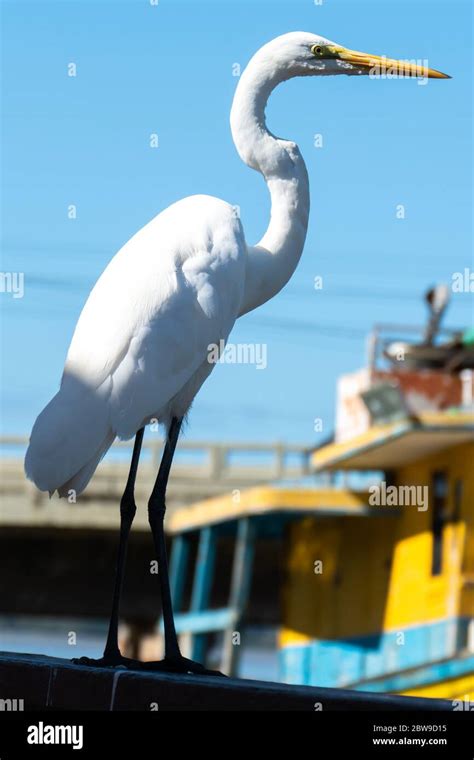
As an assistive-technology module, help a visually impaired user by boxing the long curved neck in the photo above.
[230,53,310,316]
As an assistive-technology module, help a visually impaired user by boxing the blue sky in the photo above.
[1,0,472,446]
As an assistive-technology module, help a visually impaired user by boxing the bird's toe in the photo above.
[138,656,226,677]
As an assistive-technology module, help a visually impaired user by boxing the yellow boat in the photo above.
[166,320,474,701]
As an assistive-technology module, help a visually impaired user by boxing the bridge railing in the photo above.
[0,435,312,504]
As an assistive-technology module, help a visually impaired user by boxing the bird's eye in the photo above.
[312,45,324,56]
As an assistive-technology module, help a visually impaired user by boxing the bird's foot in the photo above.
[140,655,226,677]
[73,653,226,676]
[72,653,139,670]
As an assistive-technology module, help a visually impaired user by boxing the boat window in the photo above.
[431,471,448,576]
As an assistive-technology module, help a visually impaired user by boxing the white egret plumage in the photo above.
[25,33,449,674]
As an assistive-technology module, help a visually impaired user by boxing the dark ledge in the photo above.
[0,652,455,711]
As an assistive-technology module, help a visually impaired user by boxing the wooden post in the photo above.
[189,527,217,662]
[209,445,226,482]
[156,534,190,656]
[150,438,163,470]
[274,443,285,479]
[169,534,190,613]
[221,518,256,676]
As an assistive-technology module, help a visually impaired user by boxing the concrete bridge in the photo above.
[0,435,311,531]
[0,435,311,626]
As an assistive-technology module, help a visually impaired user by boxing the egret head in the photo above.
[231,32,449,174]
[258,32,450,81]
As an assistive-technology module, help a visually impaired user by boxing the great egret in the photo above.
[25,32,449,675]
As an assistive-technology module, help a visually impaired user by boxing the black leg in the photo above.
[73,427,144,668]
[148,417,182,659]
[104,426,144,659]
[146,418,225,677]
[76,420,224,676]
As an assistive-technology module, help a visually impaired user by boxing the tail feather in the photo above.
[57,430,115,497]
[25,376,115,496]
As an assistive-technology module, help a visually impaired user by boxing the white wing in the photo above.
[25,194,247,494]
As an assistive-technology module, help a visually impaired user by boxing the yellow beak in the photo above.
[334,46,451,79]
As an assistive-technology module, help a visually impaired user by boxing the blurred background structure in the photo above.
[1,287,473,696]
